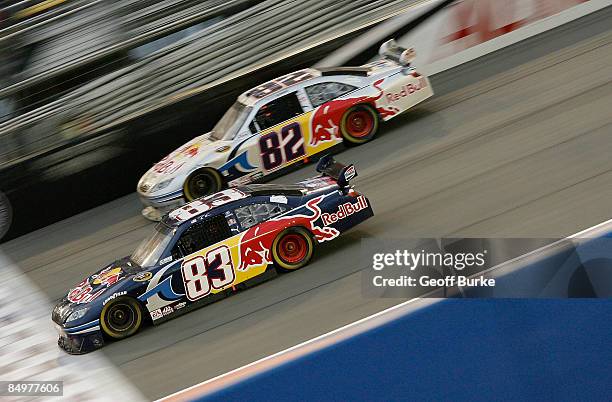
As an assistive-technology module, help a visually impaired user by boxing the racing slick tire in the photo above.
[272,227,315,272]
[0,190,12,241]
[183,168,223,201]
[340,104,379,145]
[100,296,144,339]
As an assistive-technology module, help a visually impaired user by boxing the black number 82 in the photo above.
[259,122,306,171]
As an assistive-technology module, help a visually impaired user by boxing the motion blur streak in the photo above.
[0,250,144,401]
[3,7,611,399]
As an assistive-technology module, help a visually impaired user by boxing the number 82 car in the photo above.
[137,39,432,220]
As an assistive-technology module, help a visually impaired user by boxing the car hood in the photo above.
[138,133,230,192]
[63,257,138,305]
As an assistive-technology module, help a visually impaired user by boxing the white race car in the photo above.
[137,39,433,220]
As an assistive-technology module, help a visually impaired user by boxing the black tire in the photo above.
[0,190,13,241]
[272,227,315,272]
[183,168,223,201]
[100,297,144,339]
[340,104,379,144]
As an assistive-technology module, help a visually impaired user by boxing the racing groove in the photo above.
[3,8,612,400]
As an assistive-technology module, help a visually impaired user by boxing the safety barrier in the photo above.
[162,218,612,401]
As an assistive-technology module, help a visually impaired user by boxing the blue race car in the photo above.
[52,156,373,354]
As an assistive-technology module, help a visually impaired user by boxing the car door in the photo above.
[170,214,238,303]
[230,92,309,180]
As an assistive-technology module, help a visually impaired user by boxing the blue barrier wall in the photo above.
[198,299,612,401]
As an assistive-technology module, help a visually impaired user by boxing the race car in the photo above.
[137,39,432,220]
[52,157,373,354]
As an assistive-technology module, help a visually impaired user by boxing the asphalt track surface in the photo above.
[3,8,612,400]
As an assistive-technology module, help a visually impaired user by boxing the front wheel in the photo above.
[100,297,143,339]
[183,168,223,201]
[340,104,379,144]
[272,227,315,272]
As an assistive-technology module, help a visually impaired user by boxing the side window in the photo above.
[234,203,287,230]
[172,214,233,258]
[254,92,303,131]
[305,82,357,108]
[249,120,257,134]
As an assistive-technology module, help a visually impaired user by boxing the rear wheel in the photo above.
[100,297,143,339]
[340,104,379,144]
[184,168,223,201]
[272,227,315,272]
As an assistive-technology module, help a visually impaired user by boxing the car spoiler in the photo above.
[316,155,357,188]
[379,39,416,66]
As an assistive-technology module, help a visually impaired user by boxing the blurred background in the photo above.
[0,0,429,240]
[1,1,611,400]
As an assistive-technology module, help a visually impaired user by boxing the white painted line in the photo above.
[159,218,612,401]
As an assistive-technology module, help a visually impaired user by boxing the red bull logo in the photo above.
[310,79,401,146]
[237,196,340,271]
[92,267,122,286]
[384,78,428,103]
[321,196,369,226]
[67,279,105,304]
[179,143,199,158]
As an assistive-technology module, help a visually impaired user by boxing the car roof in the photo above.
[237,68,321,106]
[162,185,306,227]
[163,177,339,227]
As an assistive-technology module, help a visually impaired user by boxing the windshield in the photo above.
[131,223,175,268]
[210,101,251,140]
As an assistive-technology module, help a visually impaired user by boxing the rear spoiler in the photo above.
[379,39,416,66]
[316,155,357,188]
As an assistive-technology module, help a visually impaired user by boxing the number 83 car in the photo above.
[137,39,432,220]
[52,157,373,354]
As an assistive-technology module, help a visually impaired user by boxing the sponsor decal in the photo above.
[151,309,163,320]
[251,172,264,181]
[133,271,153,282]
[159,256,173,265]
[270,195,288,204]
[162,306,174,316]
[152,155,185,175]
[103,291,127,306]
[179,143,199,157]
[174,302,186,310]
[310,79,400,146]
[237,195,340,271]
[384,78,428,103]
[343,165,356,181]
[67,267,123,304]
[67,279,105,304]
[322,196,369,226]
[92,267,122,286]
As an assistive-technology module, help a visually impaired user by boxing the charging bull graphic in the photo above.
[309,77,428,147]
[237,196,340,271]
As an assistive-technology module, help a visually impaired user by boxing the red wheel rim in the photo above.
[346,110,373,138]
[278,234,308,264]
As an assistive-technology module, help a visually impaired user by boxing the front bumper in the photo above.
[57,332,105,354]
[138,189,184,209]
[54,320,105,355]
[138,189,185,221]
